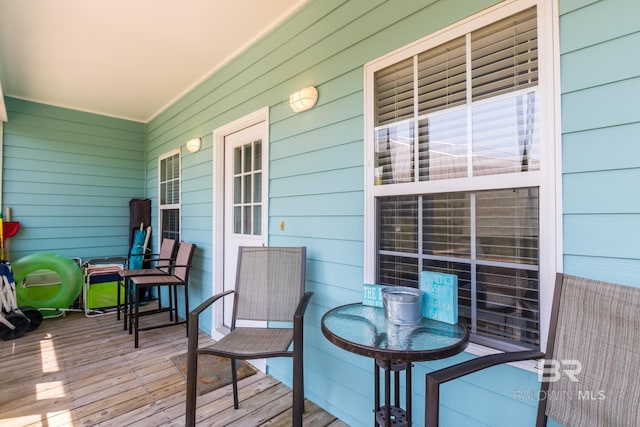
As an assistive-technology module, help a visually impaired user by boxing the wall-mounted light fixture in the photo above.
[186,137,202,153]
[289,86,318,113]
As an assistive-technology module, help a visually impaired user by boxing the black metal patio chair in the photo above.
[185,246,312,427]
[425,273,640,426]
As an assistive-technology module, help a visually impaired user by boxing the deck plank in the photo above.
[0,309,342,426]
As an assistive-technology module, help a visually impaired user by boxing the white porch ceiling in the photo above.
[0,0,307,122]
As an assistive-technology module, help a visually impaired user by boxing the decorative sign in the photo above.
[420,271,458,324]
[362,283,388,307]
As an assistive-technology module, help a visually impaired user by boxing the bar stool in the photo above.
[128,242,195,348]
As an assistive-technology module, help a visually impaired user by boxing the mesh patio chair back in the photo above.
[155,238,177,273]
[232,246,305,326]
[425,273,640,426]
[540,274,640,426]
[172,241,194,282]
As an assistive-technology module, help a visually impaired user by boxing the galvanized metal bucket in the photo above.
[381,286,423,325]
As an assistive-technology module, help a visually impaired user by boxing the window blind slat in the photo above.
[375,58,415,126]
[471,7,538,101]
[417,37,467,115]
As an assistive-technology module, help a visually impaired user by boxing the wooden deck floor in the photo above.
[0,308,346,426]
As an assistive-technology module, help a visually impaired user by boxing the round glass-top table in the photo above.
[321,303,469,426]
[321,303,468,362]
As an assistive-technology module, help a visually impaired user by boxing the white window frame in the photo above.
[158,148,182,244]
[363,0,561,367]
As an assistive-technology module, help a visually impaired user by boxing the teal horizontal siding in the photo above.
[563,214,640,258]
[559,0,639,53]
[563,169,640,213]
[561,77,640,133]
[269,216,363,241]
[3,97,145,260]
[560,32,640,93]
[563,255,640,286]
[270,191,363,216]
[560,0,640,296]
[563,123,640,173]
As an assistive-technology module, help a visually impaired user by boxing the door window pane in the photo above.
[232,140,263,236]
[253,206,262,235]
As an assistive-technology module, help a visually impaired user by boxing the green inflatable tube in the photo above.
[13,252,82,310]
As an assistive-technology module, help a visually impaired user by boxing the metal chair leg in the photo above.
[231,359,239,409]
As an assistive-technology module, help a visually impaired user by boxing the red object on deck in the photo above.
[3,221,20,239]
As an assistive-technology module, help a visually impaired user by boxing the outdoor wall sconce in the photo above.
[186,137,202,153]
[289,86,318,113]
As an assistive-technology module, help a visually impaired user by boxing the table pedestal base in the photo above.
[375,406,408,427]
[374,360,412,426]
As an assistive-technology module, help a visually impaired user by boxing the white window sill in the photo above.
[464,342,541,374]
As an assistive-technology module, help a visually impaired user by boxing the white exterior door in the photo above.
[222,124,267,325]
[211,108,268,348]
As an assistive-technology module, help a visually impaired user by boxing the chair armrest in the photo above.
[190,289,235,317]
[425,349,544,427]
[291,292,313,372]
[187,290,235,356]
[428,349,544,384]
[294,292,314,320]
[293,292,313,348]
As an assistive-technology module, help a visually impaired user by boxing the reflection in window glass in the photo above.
[418,108,468,181]
[472,91,539,176]
[374,122,414,185]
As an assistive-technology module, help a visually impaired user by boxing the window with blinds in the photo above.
[159,150,181,241]
[371,7,541,350]
[374,7,539,185]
